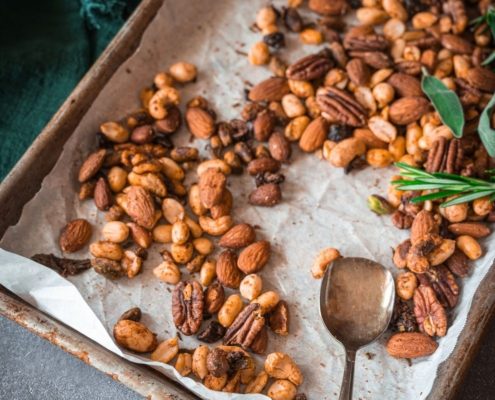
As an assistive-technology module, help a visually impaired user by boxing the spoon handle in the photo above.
[338,349,356,400]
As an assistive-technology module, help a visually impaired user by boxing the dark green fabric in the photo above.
[0,0,139,181]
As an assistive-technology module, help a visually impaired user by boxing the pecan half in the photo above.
[172,280,204,336]
[413,285,448,337]
[445,0,467,33]
[316,87,367,127]
[286,53,333,81]
[417,265,459,308]
[223,303,265,350]
[425,137,464,174]
[392,210,413,229]
[198,320,226,343]
[343,34,388,52]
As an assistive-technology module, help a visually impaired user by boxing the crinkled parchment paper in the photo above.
[1,1,494,399]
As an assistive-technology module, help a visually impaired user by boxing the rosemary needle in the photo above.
[392,163,495,207]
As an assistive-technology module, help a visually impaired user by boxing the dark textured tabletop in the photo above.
[1,315,493,399]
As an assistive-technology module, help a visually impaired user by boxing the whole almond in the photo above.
[237,241,271,274]
[411,210,438,245]
[346,58,370,86]
[126,186,156,230]
[299,116,328,152]
[247,158,281,176]
[127,222,152,248]
[249,77,290,102]
[440,34,474,55]
[448,222,491,238]
[219,223,256,248]
[78,149,106,183]
[386,332,438,358]
[269,132,291,162]
[59,219,92,253]
[253,109,275,141]
[94,177,113,211]
[466,67,495,93]
[186,107,215,139]
[309,0,347,15]
[130,124,154,144]
[387,73,423,98]
[389,97,430,125]
[199,169,226,209]
[249,183,282,207]
[216,250,243,289]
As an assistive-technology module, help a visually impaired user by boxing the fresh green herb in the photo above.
[393,163,495,207]
[471,7,495,65]
[478,92,495,157]
[482,51,495,66]
[421,68,465,138]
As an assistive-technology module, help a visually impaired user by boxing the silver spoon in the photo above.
[320,257,395,400]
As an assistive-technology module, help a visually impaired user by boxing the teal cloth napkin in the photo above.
[0,0,139,181]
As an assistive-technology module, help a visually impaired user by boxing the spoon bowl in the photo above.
[320,257,395,400]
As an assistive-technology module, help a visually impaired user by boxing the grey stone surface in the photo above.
[1,314,494,399]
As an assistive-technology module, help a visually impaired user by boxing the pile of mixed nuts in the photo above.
[52,0,495,397]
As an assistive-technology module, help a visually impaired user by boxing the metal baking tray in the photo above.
[0,0,493,398]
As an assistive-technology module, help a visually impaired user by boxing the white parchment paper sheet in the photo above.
[1,1,494,399]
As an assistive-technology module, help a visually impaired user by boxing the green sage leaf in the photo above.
[478,92,495,157]
[421,68,465,138]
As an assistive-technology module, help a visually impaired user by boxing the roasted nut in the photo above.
[169,61,197,83]
[456,235,482,260]
[200,259,217,286]
[125,186,156,230]
[59,219,92,253]
[172,281,204,335]
[245,370,269,394]
[126,222,152,248]
[268,379,297,400]
[94,177,113,211]
[448,222,491,238]
[207,348,229,377]
[113,319,157,353]
[162,198,185,224]
[269,132,292,162]
[148,87,180,120]
[269,300,289,336]
[152,224,172,243]
[204,282,225,314]
[91,257,125,279]
[252,291,280,314]
[396,272,417,301]
[240,274,263,301]
[386,332,438,359]
[427,238,456,266]
[249,42,271,65]
[89,241,123,261]
[184,216,203,238]
[153,260,181,284]
[311,247,341,279]
[118,307,141,322]
[393,239,411,269]
[150,337,179,363]
[413,285,447,337]
[121,250,143,278]
[171,242,194,264]
[217,250,243,289]
[237,240,271,274]
[175,352,193,376]
[328,138,366,168]
[199,215,234,236]
[199,169,226,209]
[171,220,190,245]
[473,196,493,216]
[78,149,106,183]
[198,321,226,345]
[106,166,128,193]
[441,202,468,223]
[264,352,303,386]
[218,294,244,328]
[100,121,129,143]
[219,224,256,250]
[192,345,209,379]
[192,238,214,256]
[249,183,282,207]
[411,210,438,245]
[300,28,323,45]
[446,249,470,277]
[203,373,228,391]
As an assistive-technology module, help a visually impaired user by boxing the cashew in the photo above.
[89,241,123,261]
[158,157,185,181]
[175,353,192,376]
[264,352,303,386]
[148,87,180,119]
[199,215,234,236]
[197,159,231,176]
[128,172,167,197]
[311,247,341,279]
[150,337,179,363]
[192,345,209,380]
[245,371,269,394]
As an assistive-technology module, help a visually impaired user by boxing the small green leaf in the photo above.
[421,68,465,138]
[486,8,495,38]
[410,190,459,203]
[478,92,495,157]
[482,50,495,66]
[441,190,495,207]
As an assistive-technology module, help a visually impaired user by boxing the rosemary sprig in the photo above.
[393,163,495,207]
